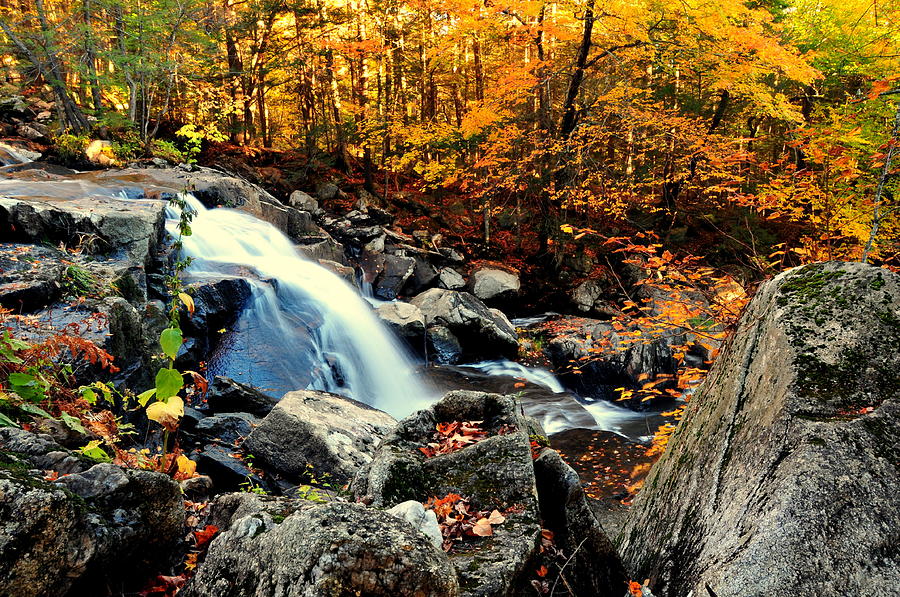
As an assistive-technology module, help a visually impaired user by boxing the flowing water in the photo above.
[167,194,434,416]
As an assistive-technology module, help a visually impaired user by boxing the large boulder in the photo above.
[0,429,184,597]
[374,254,416,300]
[467,266,520,302]
[618,262,900,596]
[0,193,166,265]
[206,376,279,417]
[182,500,458,597]
[377,301,426,344]
[410,288,518,361]
[353,390,626,596]
[243,390,396,484]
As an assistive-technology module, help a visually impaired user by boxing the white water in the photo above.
[0,142,40,166]
[459,359,565,393]
[167,194,433,416]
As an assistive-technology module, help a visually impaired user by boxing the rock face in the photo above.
[243,390,396,484]
[467,266,520,302]
[0,429,184,597]
[0,244,64,312]
[410,288,518,361]
[183,500,458,597]
[377,301,426,346]
[618,262,900,597]
[353,390,626,596]
[0,193,166,265]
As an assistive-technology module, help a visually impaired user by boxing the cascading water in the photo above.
[166,194,433,417]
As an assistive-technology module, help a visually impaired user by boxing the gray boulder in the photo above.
[0,432,184,597]
[195,412,259,445]
[243,390,396,484]
[387,500,444,549]
[467,266,520,302]
[438,267,466,290]
[295,235,346,264]
[618,262,900,597]
[570,279,618,317]
[376,301,426,342]
[207,376,279,417]
[410,288,518,360]
[374,254,416,300]
[425,325,463,365]
[288,189,319,213]
[182,501,458,597]
[353,390,626,596]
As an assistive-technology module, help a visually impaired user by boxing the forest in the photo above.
[0,0,899,595]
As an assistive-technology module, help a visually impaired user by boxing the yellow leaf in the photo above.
[177,454,197,477]
[147,396,184,431]
[179,292,195,315]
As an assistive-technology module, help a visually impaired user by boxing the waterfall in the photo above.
[166,194,433,417]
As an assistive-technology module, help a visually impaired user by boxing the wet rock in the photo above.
[195,413,259,446]
[411,288,518,361]
[438,267,466,290]
[544,315,709,409]
[467,266,520,302]
[178,277,252,367]
[195,444,263,492]
[182,501,458,597]
[206,376,279,417]
[387,500,443,549]
[0,437,184,597]
[243,390,396,484]
[619,262,900,597]
[374,254,416,300]
[353,390,625,596]
[316,259,356,287]
[0,243,64,312]
[425,325,462,365]
[404,257,439,294]
[376,301,426,342]
[295,235,346,264]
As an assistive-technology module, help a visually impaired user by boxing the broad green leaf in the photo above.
[146,396,184,430]
[61,412,86,434]
[137,388,156,407]
[160,328,183,361]
[0,412,19,427]
[78,440,111,462]
[80,387,98,405]
[154,368,183,400]
[8,372,35,386]
[18,403,53,419]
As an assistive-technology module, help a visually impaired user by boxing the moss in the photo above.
[0,451,90,512]
[807,436,827,446]
[777,265,845,308]
[870,274,886,290]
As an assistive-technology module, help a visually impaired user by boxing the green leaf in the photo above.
[78,440,111,462]
[0,412,19,427]
[61,412,86,434]
[8,372,36,386]
[154,368,183,401]
[160,327,183,361]
[80,387,98,405]
[137,388,156,407]
[18,403,53,419]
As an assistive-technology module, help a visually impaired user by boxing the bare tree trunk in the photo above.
[559,0,595,138]
[862,101,900,263]
[82,0,103,111]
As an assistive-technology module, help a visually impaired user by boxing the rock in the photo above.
[195,444,265,491]
[195,412,259,445]
[316,182,341,201]
[353,390,625,596]
[85,139,113,164]
[387,500,443,549]
[544,315,710,409]
[571,279,618,317]
[404,257,439,294]
[439,247,465,264]
[180,475,214,500]
[0,438,184,597]
[437,267,466,290]
[467,266,520,302]
[376,301,426,342]
[533,449,627,594]
[182,501,459,597]
[0,244,64,312]
[206,376,279,417]
[425,325,463,365]
[618,262,900,597]
[295,235,346,264]
[14,124,48,143]
[316,259,356,287]
[410,288,518,361]
[287,190,318,213]
[243,390,396,484]
[0,194,166,265]
[374,255,416,300]
[178,277,252,367]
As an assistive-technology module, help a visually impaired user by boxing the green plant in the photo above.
[150,139,185,163]
[55,133,89,162]
[239,478,268,495]
[175,124,227,164]
[62,265,100,298]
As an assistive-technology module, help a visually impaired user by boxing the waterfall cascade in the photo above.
[167,194,433,417]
